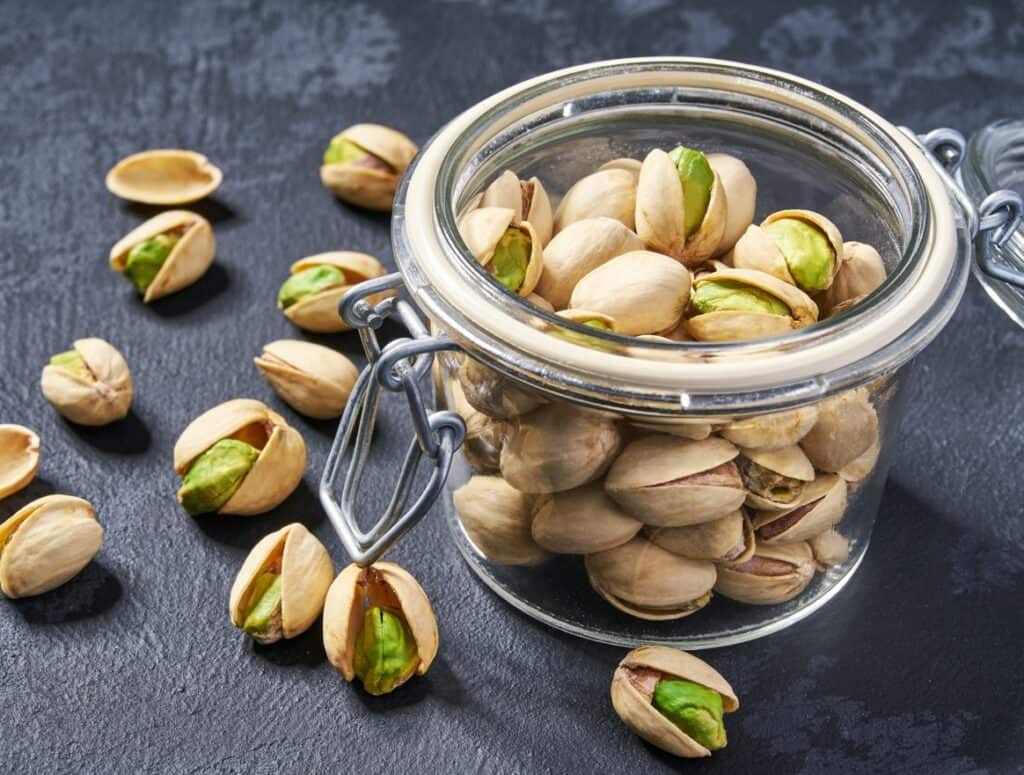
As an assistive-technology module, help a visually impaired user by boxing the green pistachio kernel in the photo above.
[179,439,260,515]
[49,350,94,381]
[738,458,804,504]
[489,227,531,292]
[692,280,790,317]
[323,137,370,165]
[583,319,611,331]
[667,146,714,237]
[652,679,727,751]
[124,233,180,292]
[242,572,282,639]
[763,218,835,292]
[353,606,419,696]
[277,265,346,309]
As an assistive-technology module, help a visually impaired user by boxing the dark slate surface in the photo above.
[2,1,1023,772]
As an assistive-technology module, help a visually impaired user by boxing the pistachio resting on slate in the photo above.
[105,149,223,205]
[277,251,389,333]
[41,338,133,426]
[452,475,550,565]
[320,123,418,211]
[0,425,40,500]
[254,340,359,419]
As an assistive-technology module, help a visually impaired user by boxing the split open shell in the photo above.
[458,207,543,296]
[720,405,819,450]
[0,425,40,500]
[320,124,418,211]
[40,337,133,426]
[254,340,358,420]
[480,170,554,246]
[739,445,815,511]
[729,210,844,292]
[824,241,887,315]
[452,476,549,565]
[105,149,222,205]
[280,251,389,333]
[706,153,756,255]
[553,168,637,233]
[645,510,755,564]
[752,474,847,544]
[714,541,815,605]
[530,482,642,554]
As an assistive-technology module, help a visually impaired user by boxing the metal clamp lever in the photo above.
[319,273,465,566]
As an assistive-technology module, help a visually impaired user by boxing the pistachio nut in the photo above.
[500,404,621,494]
[569,250,691,336]
[839,437,881,484]
[458,207,543,296]
[105,149,223,205]
[645,510,755,564]
[738,445,815,511]
[605,435,745,527]
[553,168,637,233]
[480,169,554,246]
[752,474,847,544]
[109,210,216,302]
[323,562,439,695]
[229,523,333,644]
[598,157,642,179]
[809,529,851,570]
[714,541,815,605]
[720,405,819,450]
[0,425,40,500]
[173,399,306,516]
[530,482,642,554]
[534,217,644,309]
[320,123,418,211]
[446,378,513,473]
[585,537,716,620]
[824,241,887,316]
[254,340,358,420]
[525,292,555,312]
[556,309,617,331]
[706,153,756,255]
[0,495,102,598]
[730,210,843,293]
[635,146,726,267]
[800,388,878,472]
[686,265,818,342]
[278,251,389,333]
[457,357,545,419]
[629,418,712,441]
[611,645,738,758]
[452,475,549,565]
[40,337,133,426]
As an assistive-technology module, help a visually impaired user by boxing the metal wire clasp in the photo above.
[319,273,465,566]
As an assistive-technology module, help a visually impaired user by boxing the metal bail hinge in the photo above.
[975,190,1024,289]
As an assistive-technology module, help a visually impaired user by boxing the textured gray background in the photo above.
[2,1,1024,772]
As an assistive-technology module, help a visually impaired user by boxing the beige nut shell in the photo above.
[479,170,554,246]
[41,337,133,426]
[320,124,418,211]
[254,340,358,420]
[706,153,756,255]
[457,357,545,420]
[741,444,815,511]
[752,473,848,544]
[105,149,223,205]
[452,476,549,566]
[282,251,389,333]
[0,425,40,499]
[720,405,819,450]
[530,482,642,555]
[714,541,815,605]
[458,207,544,296]
[800,388,879,472]
[554,168,637,233]
[825,241,887,315]
[646,510,755,564]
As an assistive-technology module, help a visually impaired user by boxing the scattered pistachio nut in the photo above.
[752,474,847,544]
[824,241,887,316]
[105,149,223,205]
[714,540,815,605]
[458,207,543,296]
[706,152,756,255]
[320,124,417,211]
[553,168,637,233]
[720,405,819,450]
[809,529,851,570]
[479,169,554,246]
[278,251,388,333]
[452,475,549,565]
[530,482,642,554]
[254,340,358,420]
[0,425,40,500]
[645,510,755,564]
[800,388,878,472]
[738,445,815,511]
[730,210,843,293]
[41,337,133,426]
[457,357,545,419]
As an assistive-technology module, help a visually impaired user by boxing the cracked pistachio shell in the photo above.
[229,523,333,643]
[720,406,819,450]
[824,241,886,315]
[739,445,815,511]
[530,482,642,554]
[453,475,549,565]
[612,646,738,758]
[447,378,512,473]
[605,435,745,527]
[110,210,216,302]
[553,168,637,233]
[706,153,756,255]
[525,292,555,312]
[752,474,847,544]
[323,561,438,689]
[0,425,40,499]
[570,250,691,336]
[730,211,843,292]
[714,540,815,605]
[839,437,881,484]
[635,148,726,267]
[105,149,222,205]
[320,124,417,211]
[0,495,102,598]
[500,405,621,494]
[800,389,878,472]
[480,170,554,246]
[457,357,545,419]
[809,529,851,570]
[41,337,133,426]
[646,510,755,564]
[458,207,543,296]
[598,157,643,180]
[254,340,358,420]
[556,308,617,331]
[629,418,712,441]
[173,399,306,516]
[535,217,644,309]
[586,537,716,620]
[281,252,389,333]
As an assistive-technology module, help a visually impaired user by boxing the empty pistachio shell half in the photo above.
[480,170,554,246]
[41,338,133,426]
[714,541,815,605]
[278,251,388,333]
[612,646,738,758]
[809,529,851,570]
[800,388,878,472]
[720,405,819,450]
[320,124,417,211]
[554,168,637,233]
[570,250,692,336]
[173,399,306,516]
[229,523,333,644]
[586,537,716,620]
[824,241,887,315]
[0,425,40,500]
[752,474,847,544]
[452,475,549,565]
[530,482,642,554]
[645,510,755,564]
[109,210,216,302]
[706,153,756,255]
[457,357,545,420]
[446,377,512,472]
[500,405,621,494]
[0,495,102,598]
[605,435,745,527]
[323,562,438,695]
[254,340,358,420]
[738,445,815,511]
[458,207,543,296]
[105,149,223,205]
[730,210,843,293]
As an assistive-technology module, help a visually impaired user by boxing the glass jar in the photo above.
[320,59,1022,649]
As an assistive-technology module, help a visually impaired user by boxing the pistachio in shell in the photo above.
[713,541,815,605]
[530,482,642,554]
[720,405,819,450]
[824,241,887,316]
[839,437,881,484]
[598,157,643,180]
[0,495,102,598]
[229,523,333,644]
[479,169,554,246]
[585,536,716,620]
[645,510,755,564]
[0,425,39,500]
[109,210,216,302]
[752,474,847,544]
[320,123,417,211]
[706,153,756,255]
[553,168,637,233]
[809,529,851,570]
[457,357,546,420]
[605,435,745,527]
[105,149,222,205]
[323,562,439,695]
[254,340,358,420]
[629,418,712,441]
[730,210,843,293]
[278,251,389,333]
[173,399,306,516]
[738,445,815,511]
[446,378,513,473]
[800,388,878,472]
[452,475,549,565]
[40,338,133,426]
[611,645,738,758]
[458,207,543,296]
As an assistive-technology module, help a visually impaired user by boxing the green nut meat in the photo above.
[277,265,346,310]
[178,438,260,515]
[353,606,420,696]
[667,145,714,237]
[323,136,373,166]
[123,233,181,292]
[691,279,791,317]
[652,679,727,751]
[49,350,94,381]
[762,218,834,292]
[241,571,282,641]
[490,227,531,292]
